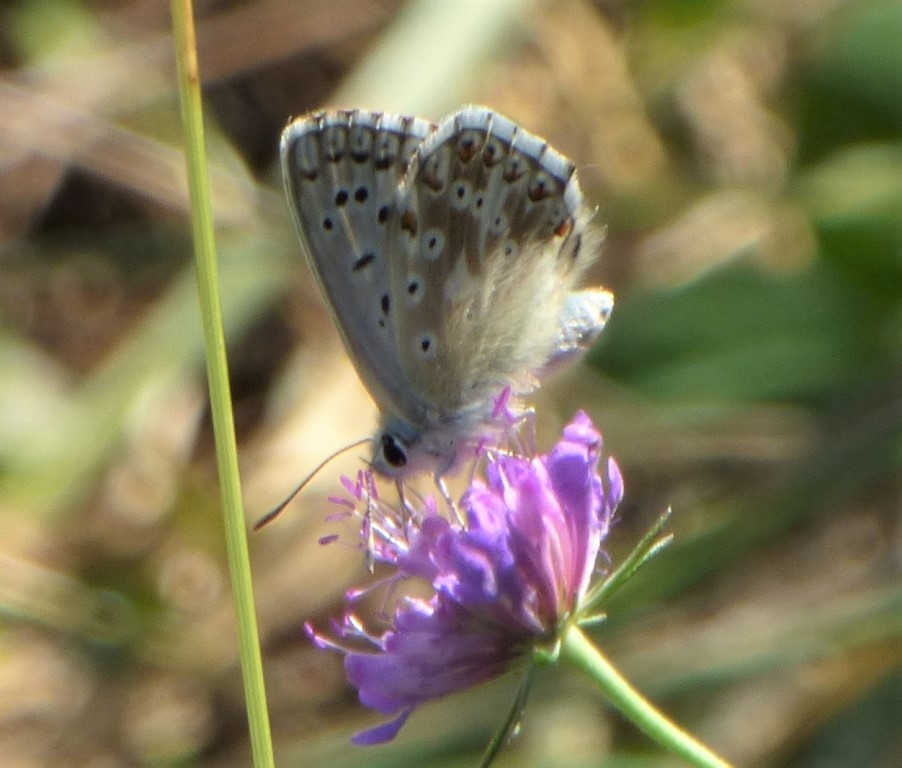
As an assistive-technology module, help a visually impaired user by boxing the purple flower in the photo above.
[306,411,623,745]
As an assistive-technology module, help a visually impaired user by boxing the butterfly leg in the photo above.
[361,471,382,573]
[362,492,376,573]
[504,406,537,458]
[520,407,537,457]
[465,450,482,490]
[434,474,465,526]
[395,478,418,529]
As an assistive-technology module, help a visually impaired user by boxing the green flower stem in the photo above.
[169,1,274,766]
[559,625,733,768]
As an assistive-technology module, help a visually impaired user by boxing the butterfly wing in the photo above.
[387,106,605,415]
[280,110,435,419]
[541,287,615,378]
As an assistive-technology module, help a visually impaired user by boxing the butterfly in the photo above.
[280,106,613,480]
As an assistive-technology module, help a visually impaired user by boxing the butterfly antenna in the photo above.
[363,473,378,573]
[253,437,371,531]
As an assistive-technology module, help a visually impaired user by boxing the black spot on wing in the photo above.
[352,252,375,272]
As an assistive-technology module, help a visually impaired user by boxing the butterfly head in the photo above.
[371,414,462,479]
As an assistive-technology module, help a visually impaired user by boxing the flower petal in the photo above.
[351,707,413,745]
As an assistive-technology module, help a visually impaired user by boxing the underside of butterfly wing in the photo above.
[387,106,605,415]
[280,110,434,419]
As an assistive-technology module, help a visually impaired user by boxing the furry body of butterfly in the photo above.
[280,106,613,479]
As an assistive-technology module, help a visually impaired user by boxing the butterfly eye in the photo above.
[380,434,408,468]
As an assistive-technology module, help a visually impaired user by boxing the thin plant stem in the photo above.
[169,1,275,766]
[559,624,733,768]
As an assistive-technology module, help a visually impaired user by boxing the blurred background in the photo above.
[1,0,900,765]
